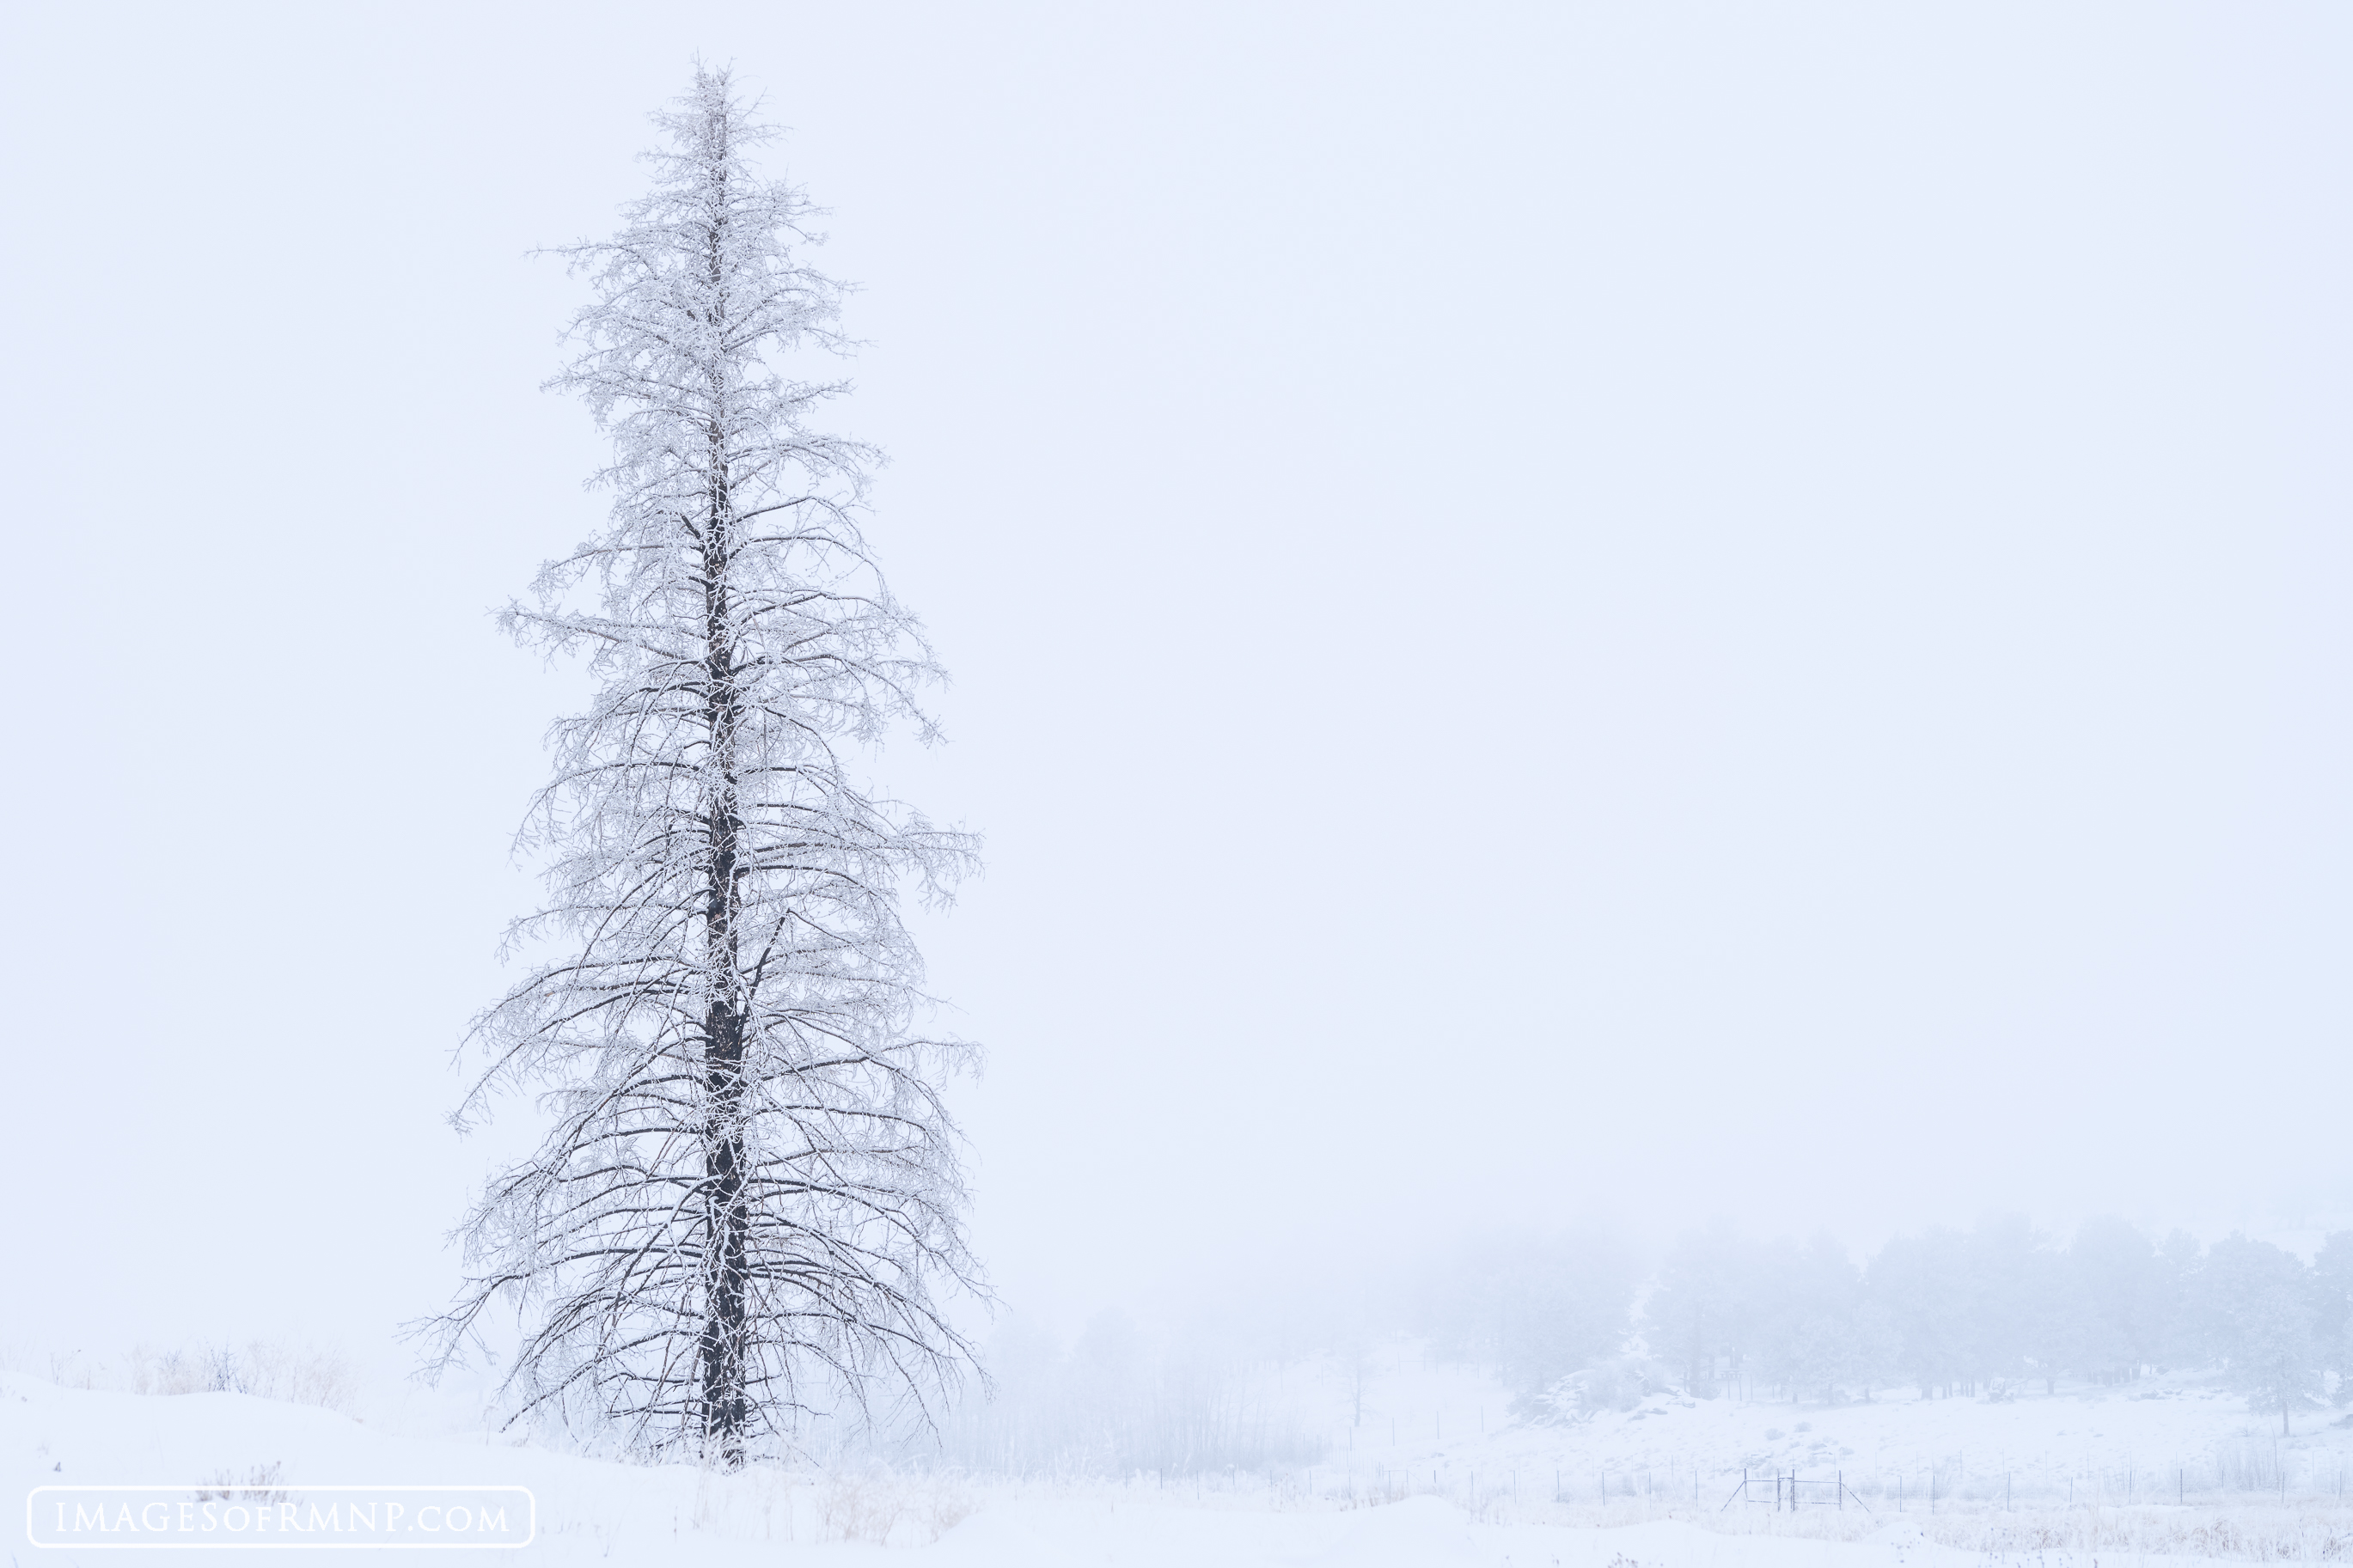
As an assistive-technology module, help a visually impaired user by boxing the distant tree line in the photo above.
[1425,1220,2353,1435]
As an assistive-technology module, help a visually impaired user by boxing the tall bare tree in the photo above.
[426,66,983,1464]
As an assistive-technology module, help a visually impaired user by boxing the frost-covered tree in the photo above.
[2062,1216,2188,1382]
[1958,1214,2068,1390]
[2312,1231,2353,1403]
[1756,1234,1894,1402]
[1867,1226,1980,1397]
[1421,1229,1636,1403]
[1644,1222,1755,1399]
[2193,1235,2321,1435]
[425,67,983,1465]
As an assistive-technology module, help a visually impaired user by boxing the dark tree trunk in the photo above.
[695,554,750,1463]
[694,578,751,1462]
[699,986,749,1460]
[691,268,752,1456]
[689,143,755,1466]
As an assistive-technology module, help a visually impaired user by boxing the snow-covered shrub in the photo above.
[128,1341,356,1413]
[1519,1354,1669,1423]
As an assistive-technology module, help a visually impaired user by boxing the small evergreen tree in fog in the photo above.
[426,67,982,1464]
[2064,1217,2175,1382]
[1421,1229,1637,1406]
[2195,1235,2323,1435]
[2313,1231,2353,1403]
[1644,1221,1753,1399]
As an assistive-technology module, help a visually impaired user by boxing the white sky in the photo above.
[3,3,2350,1358]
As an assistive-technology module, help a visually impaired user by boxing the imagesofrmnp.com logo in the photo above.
[26,1486,535,1549]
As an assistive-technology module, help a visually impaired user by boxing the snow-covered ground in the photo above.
[1412,1369,2348,1506]
[9,1358,2353,1565]
[1161,1345,2353,1511]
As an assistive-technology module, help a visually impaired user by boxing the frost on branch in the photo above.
[421,66,984,1465]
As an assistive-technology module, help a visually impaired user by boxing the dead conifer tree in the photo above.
[425,65,984,1465]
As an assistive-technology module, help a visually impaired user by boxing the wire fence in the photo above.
[1057,1450,2353,1522]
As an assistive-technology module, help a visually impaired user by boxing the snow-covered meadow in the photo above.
[12,1346,2353,1565]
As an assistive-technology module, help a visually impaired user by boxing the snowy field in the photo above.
[11,1354,2353,1565]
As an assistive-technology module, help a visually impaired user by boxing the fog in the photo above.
[3,2,2349,1391]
